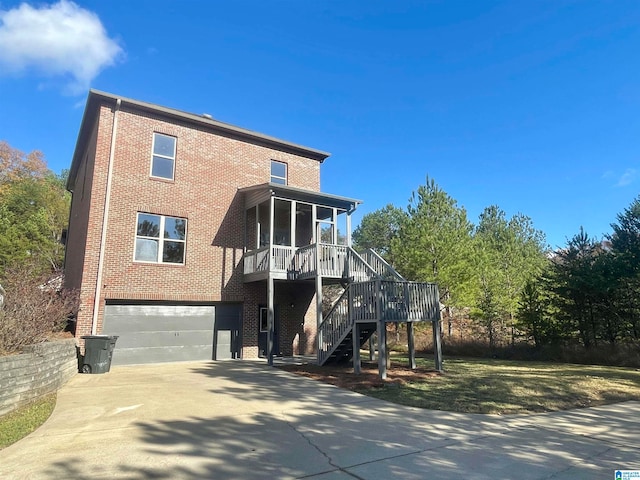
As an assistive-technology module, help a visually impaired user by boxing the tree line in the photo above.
[0,141,70,279]
[353,177,640,355]
[0,141,74,354]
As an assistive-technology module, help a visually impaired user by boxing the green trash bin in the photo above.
[81,335,118,374]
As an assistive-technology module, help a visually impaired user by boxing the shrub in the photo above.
[0,263,78,356]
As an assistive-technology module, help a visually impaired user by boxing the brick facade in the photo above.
[66,91,329,358]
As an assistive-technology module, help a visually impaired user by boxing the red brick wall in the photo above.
[241,281,317,357]
[68,100,322,356]
[66,105,117,339]
[276,282,317,356]
[64,116,98,291]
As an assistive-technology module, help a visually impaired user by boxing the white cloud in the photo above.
[616,168,637,187]
[0,1,123,93]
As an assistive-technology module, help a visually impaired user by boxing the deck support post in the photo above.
[315,270,323,365]
[433,318,443,372]
[407,321,416,370]
[378,319,387,379]
[267,275,274,367]
[349,283,360,374]
[352,322,361,374]
[368,336,375,361]
[376,277,387,379]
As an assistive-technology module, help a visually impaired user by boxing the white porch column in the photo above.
[290,200,297,249]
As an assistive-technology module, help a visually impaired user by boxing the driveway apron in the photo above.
[0,361,638,479]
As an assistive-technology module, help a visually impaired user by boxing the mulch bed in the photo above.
[277,361,441,390]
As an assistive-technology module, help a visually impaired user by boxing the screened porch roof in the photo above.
[239,182,362,212]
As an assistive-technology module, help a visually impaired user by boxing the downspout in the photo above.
[91,98,121,335]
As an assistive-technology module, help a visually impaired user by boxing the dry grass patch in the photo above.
[279,356,640,414]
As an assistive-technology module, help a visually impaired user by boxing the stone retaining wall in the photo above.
[0,339,78,417]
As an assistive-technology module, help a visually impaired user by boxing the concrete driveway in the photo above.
[0,360,638,479]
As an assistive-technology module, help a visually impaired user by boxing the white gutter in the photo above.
[91,98,121,335]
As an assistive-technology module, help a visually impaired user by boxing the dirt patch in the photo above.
[47,331,74,340]
[277,361,441,391]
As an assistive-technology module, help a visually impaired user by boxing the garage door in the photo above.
[103,303,241,365]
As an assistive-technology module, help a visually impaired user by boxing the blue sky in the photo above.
[1,1,639,248]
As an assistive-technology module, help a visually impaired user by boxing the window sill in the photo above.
[133,260,186,267]
[149,176,175,184]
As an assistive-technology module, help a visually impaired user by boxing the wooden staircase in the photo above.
[322,322,377,364]
[317,249,440,366]
[242,242,440,368]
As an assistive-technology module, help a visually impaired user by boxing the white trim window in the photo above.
[259,307,268,332]
[151,133,176,180]
[270,160,287,185]
[135,213,187,264]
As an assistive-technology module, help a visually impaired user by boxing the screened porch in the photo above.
[240,183,361,282]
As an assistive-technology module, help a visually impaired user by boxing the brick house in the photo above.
[65,90,441,374]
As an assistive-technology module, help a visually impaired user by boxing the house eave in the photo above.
[239,182,362,211]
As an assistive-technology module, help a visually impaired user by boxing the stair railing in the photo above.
[317,249,391,365]
[345,247,379,282]
[318,279,440,365]
[318,286,352,365]
[360,249,405,281]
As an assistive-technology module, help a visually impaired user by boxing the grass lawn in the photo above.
[280,356,640,414]
[362,356,640,414]
[0,394,56,449]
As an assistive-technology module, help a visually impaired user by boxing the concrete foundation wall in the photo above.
[0,339,78,417]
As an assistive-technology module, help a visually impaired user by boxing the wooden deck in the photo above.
[317,279,440,365]
[243,243,441,373]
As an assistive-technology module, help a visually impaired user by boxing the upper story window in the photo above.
[135,213,187,264]
[151,133,176,180]
[270,160,287,185]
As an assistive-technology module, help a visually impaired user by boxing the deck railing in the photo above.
[243,245,295,275]
[291,244,316,279]
[317,244,351,277]
[318,279,440,365]
[379,281,440,321]
[272,245,295,272]
[245,243,380,280]
[243,246,270,275]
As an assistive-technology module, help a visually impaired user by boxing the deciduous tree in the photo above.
[0,142,69,277]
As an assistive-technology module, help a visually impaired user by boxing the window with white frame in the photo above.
[151,133,176,180]
[317,206,335,244]
[135,213,187,264]
[270,160,287,185]
[259,307,268,332]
